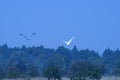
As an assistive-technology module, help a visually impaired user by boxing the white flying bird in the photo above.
[62,36,75,46]
[19,33,36,41]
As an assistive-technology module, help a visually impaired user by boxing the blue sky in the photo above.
[0,0,120,53]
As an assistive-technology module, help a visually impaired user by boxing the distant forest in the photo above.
[0,44,120,79]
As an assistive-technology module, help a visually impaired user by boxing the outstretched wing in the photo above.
[19,34,29,41]
[32,33,36,35]
[68,36,75,44]
[29,33,36,37]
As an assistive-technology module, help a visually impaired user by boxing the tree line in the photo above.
[0,44,120,80]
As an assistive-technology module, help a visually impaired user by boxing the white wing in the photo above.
[67,36,75,45]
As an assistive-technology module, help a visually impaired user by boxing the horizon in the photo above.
[0,44,119,55]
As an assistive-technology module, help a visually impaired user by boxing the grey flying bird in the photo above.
[19,33,36,41]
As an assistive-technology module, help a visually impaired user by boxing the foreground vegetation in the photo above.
[2,76,120,80]
[0,44,120,80]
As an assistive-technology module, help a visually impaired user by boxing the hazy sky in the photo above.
[0,0,120,54]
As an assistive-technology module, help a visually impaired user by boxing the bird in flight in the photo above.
[62,36,75,46]
[19,33,36,41]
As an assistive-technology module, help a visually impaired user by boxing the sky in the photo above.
[0,0,120,54]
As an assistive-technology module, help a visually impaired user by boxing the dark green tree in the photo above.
[6,65,20,78]
[69,61,103,80]
[113,61,120,76]
[43,62,61,80]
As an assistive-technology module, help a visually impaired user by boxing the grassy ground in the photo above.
[101,76,120,80]
[3,76,120,80]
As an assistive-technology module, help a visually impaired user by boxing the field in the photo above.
[2,76,120,80]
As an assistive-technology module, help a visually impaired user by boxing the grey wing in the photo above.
[32,33,36,35]
[19,34,29,40]
[29,33,36,37]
